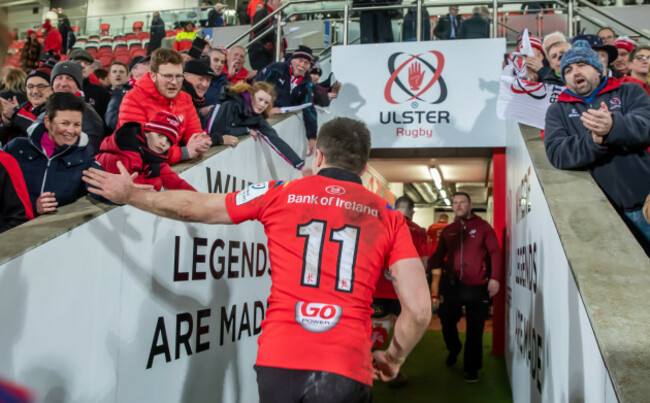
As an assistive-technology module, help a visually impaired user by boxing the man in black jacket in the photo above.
[182,59,215,128]
[354,0,400,44]
[249,0,283,70]
[255,45,318,156]
[544,40,650,255]
[105,56,150,131]
[433,5,462,40]
[148,12,165,55]
[68,49,110,120]
[458,7,489,39]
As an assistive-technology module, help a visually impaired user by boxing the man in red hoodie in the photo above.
[429,192,501,383]
[117,48,211,165]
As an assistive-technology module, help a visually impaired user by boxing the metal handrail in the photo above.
[575,0,650,41]
[225,0,569,52]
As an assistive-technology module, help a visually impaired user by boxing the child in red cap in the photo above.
[95,111,196,191]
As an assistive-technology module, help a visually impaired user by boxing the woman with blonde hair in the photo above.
[209,81,311,175]
[0,67,27,104]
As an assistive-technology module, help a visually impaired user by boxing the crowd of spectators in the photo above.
[498,27,650,255]
[2,8,648,261]
[1,14,343,235]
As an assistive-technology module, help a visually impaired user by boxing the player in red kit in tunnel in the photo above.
[371,195,428,385]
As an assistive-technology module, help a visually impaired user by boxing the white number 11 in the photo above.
[297,220,361,293]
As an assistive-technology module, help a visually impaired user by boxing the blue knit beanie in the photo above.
[560,40,603,82]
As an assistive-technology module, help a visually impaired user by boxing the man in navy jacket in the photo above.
[255,45,318,156]
[544,40,650,255]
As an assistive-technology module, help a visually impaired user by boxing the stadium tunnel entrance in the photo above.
[367,146,507,357]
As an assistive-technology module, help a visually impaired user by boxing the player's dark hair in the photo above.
[45,92,85,120]
[395,195,414,210]
[452,192,471,203]
[316,117,371,174]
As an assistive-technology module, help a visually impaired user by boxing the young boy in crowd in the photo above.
[94,111,196,192]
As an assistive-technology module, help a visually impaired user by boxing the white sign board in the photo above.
[505,121,617,402]
[330,39,506,148]
[0,111,330,402]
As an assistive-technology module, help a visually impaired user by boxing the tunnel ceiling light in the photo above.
[429,166,443,189]
[444,198,451,206]
[439,189,447,199]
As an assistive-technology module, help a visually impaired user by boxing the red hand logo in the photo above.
[408,61,425,91]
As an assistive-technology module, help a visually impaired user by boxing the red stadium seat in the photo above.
[128,41,145,60]
[133,21,144,32]
[136,32,150,41]
[125,33,137,42]
[97,44,114,67]
[114,42,130,65]
[89,34,100,42]
[100,24,111,36]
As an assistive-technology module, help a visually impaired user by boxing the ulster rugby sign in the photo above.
[331,39,506,148]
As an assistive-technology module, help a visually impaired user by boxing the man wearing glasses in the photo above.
[597,27,617,46]
[118,48,212,165]
[433,6,462,40]
[625,46,650,95]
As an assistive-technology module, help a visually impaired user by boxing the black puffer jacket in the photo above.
[210,89,305,170]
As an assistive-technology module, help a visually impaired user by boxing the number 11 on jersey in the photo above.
[297,220,361,293]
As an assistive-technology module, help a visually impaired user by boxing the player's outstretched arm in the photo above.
[373,257,431,381]
[82,161,233,224]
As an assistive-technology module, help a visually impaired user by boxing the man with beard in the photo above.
[544,40,650,255]
[118,49,211,164]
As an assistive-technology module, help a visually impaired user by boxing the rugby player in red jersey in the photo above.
[82,117,431,402]
[371,195,428,385]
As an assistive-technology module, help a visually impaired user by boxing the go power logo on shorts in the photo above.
[381,51,451,139]
[295,301,342,332]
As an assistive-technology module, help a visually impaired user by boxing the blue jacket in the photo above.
[255,62,318,139]
[544,78,650,211]
[4,122,95,215]
[204,73,228,107]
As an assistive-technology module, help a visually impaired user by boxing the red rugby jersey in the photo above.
[373,217,428,300]
[225,168,419,385]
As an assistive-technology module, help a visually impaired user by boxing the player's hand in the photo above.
[248,129,260,141]
[431,296,440,310]
[222,135,239,147]
[488,279,500,298]
[83,161,137,205]
[306,138,316,157]
[270,107,282,115]
[36,191,58,214]
[186,132,212,158]
[582,102,612,138]
[372,350,402,382]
